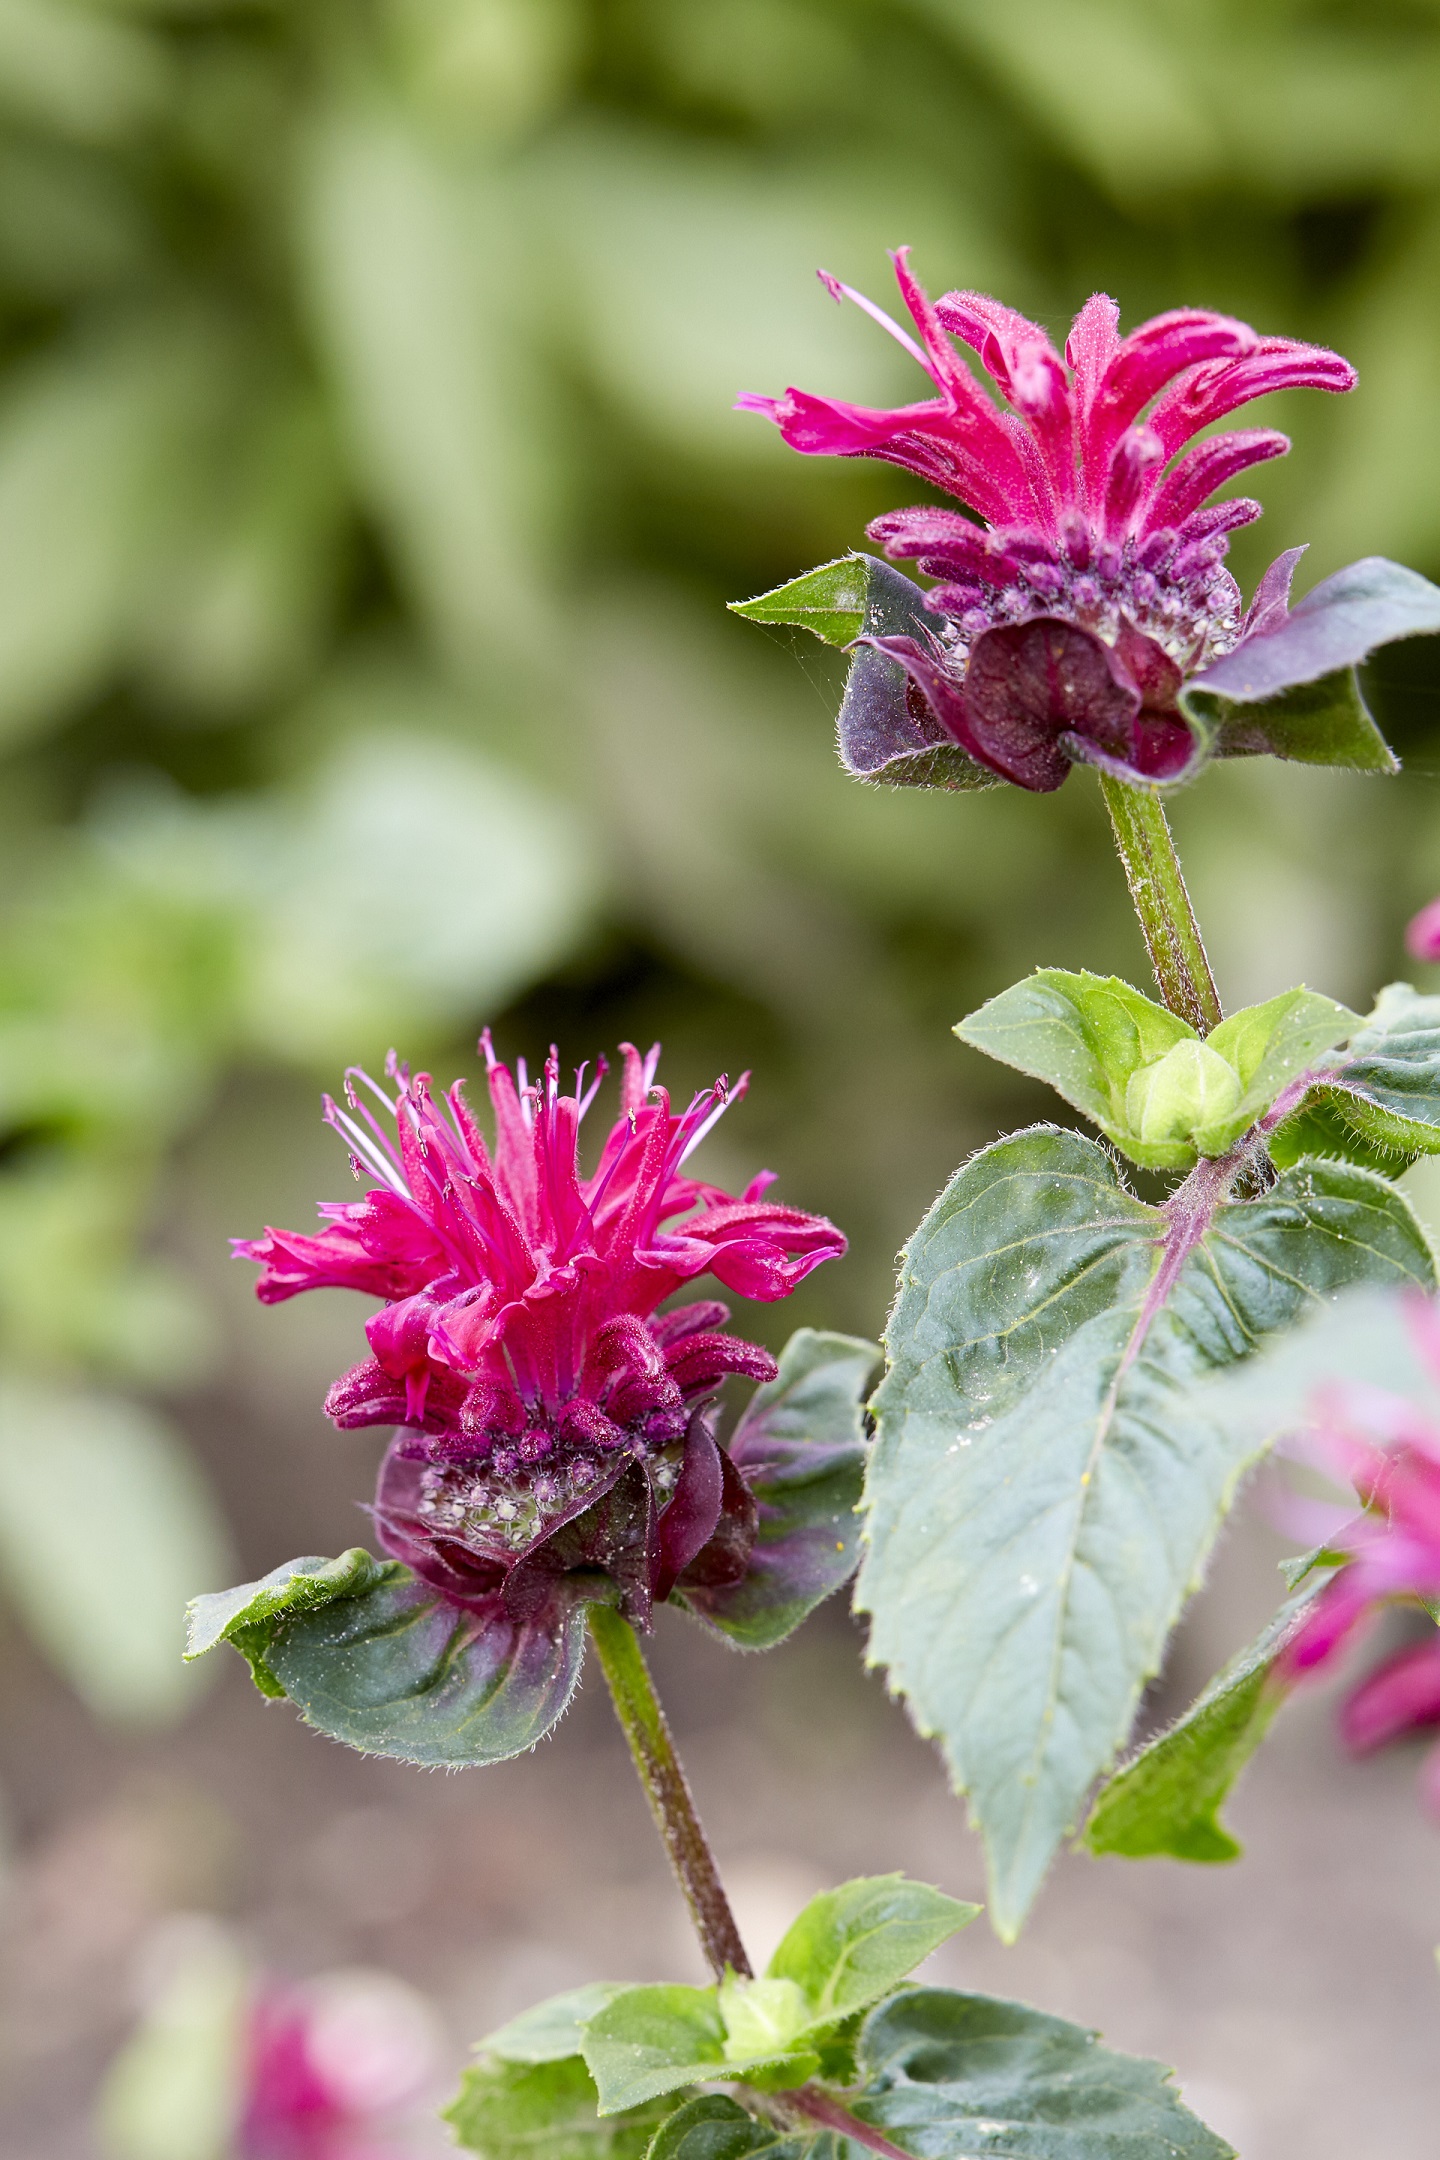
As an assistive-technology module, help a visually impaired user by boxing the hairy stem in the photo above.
[587,1605,752,1980]
[1099,775,1223,1035]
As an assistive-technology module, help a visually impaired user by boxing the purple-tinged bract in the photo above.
[235,1036,845,1629]
[740,256,1356,790]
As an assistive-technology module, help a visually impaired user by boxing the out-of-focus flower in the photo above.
[99,1916,438,2160]
[1406,896,1440,963]
[1278,1294,1440,1813]
[235,1036,844,1630]
[740,255,1355,792]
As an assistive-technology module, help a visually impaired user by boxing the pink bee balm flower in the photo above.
[1406,895,1440,963]
[740,253,1356,792]
[239,1973,436,2160]
[235,1034,844,1626]
[1278,1298,1440,1815]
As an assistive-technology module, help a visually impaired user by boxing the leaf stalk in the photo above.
[1099,775,1223,1035]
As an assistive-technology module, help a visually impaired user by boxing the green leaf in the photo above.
[858,1125,1433,1938]
[1271,981,1440,1169]
[854,1987,1234,2159]
[954,968,1194,1161]
[483,1987,630,2065]
[1186,666,1398,772]
[681,1328,879,1651]
[1083,1573,1330,1863]
[644,2096,799,2160]
[580,1985,814,2114]
[445,2053,681,2160]
[956,973,1356,1170]
[766,1875,978,2025]
[729,555,872,648]
[0,1382,231,1725]
[185,1548,400,1698]
[262,1570,589,1766]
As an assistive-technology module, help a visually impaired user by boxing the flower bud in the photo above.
[1124,1039,1242,1148]
[719,1974,811,2063]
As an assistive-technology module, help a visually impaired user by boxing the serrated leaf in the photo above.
[681,1329,879,1651]
[185,1548,399,1697]
[1272,981,1440,1169]
[853,1987,1234,2159]
[766,1875,978,2025]
[484,1987,629,2065]
[261,1571,588,1766]
[1083,1574,1329,1863]
[580,1985,814,2115]
[445,2053,680,2160]
[728,556,872,648]
[858,1125,1434,1937]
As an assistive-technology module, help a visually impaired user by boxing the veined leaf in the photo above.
[580,1983,815,2114]
[1083,1572,1330,1862]
[766,1875,978,2025]
[185,1547,398,1696]
[858,1125,1433,1937]
[445,2053,681,2160]
[729,556,872,648]
[483,1987,630,2066]
[1272,982,1440,1169]
[681,1328,879,1651]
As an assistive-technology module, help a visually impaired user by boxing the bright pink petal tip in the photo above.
[1406,896,1440,963]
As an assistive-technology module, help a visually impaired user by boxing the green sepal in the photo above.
[679,1328,880,1652]
[728,556,872,648]
[184,1548,401,1696]
[955,971,1356,1171]
[1083,1570,1330,1863]
[444,2052,683,2160]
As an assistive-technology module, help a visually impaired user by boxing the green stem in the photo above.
[1099,774,1223,1035]
[587,1605,752,1981]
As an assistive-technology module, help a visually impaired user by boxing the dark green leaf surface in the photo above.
[767,1875,978,2025]
[853,1988,1234,2158]
[445,2053,681,2160]
[1083,1575,1329,1862]
[1272,982,1440,1169]
[858,1126,1433,1936]
[1188,666,1398,772]
[682,1328,879,1651]
[263,1572,587,1766]
[184,1547,401,1697]
[645,2096,807,2160]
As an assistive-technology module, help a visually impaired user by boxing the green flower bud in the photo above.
[719,1974,810,2062]
[1124,1039,1242,1149]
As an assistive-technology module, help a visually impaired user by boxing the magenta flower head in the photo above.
[735,254,1440,794]
[240,1973,435,2160]
[1278,1296,1440,1815]
[235,1034,845,1636]
[1406,895,1440,963]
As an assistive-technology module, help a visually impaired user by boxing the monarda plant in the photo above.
[192,259,1440,2160]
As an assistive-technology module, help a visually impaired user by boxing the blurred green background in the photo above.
[4,2,1440,2153]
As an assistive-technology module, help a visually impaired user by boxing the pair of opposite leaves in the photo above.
[956,973,1440,1174]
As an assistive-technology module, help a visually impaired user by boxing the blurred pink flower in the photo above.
[1279,1295,1440,1813]
[741,255,1355,790]
[235,1035,843,1626]
[1405,896,1440,962]
[240,1972,436,2160]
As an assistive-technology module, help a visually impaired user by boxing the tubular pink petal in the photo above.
[1102,424,1167,535]
[1146,428,1290,531]
[1148,339,1357,458]
[1084,310,1259,492]
[1340,1638,1440,1755]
